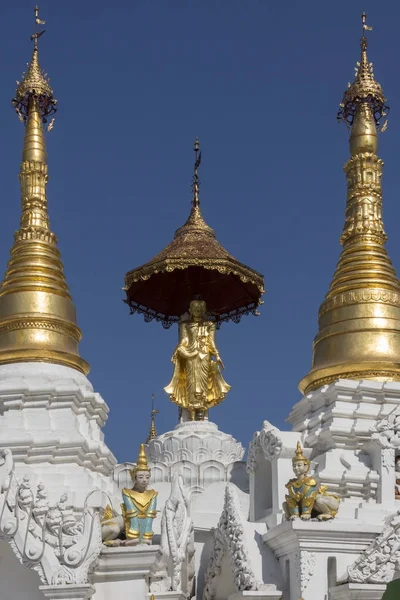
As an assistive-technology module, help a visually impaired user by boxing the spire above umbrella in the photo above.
[124,140,264,328]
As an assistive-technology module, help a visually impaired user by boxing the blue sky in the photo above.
[0,1,399,461]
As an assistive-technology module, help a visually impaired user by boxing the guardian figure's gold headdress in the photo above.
[130,444,151,479]
[292,442,310,465]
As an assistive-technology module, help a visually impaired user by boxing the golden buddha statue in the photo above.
[164,298,231,421]
[284,442,340,521]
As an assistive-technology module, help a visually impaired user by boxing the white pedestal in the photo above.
[264,519,382,600]
[151,593,186,600]
[91,545,162,600]
[329,583,387,600]
[39,585,95,600]
[229,590,283,600]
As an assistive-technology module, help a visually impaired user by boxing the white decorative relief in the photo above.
[151,472,195,597]
[371,406,400,449]
[259,421,283,460]
[202,484,262,600]
[344,509,400,584]
[0,448,102,587]
[294,550,316,596]
[246,430,261,474]
[246,420,298,473]
[144,421,245,494]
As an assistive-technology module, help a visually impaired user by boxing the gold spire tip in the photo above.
[337,12,388,130]
[13,6,57,124]
[146,393,159,443]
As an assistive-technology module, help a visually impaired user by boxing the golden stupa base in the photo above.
[0,349,90,375]
[299,361,400,395]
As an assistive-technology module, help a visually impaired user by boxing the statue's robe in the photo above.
[121,488,158,542]
[165,320,230,411]
[285,476,319,517]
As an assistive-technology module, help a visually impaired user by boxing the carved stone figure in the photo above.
[164,298,230,421]
[57,493,84,535]
[101,444,158,546]
[46,507,63,536]
[33,482,49,522]
[395,456,400,499]
[18,475,34,508]
[0,452,102,586]
[160,472,195,594]
[284,442,340,521]
[0,448,13,492]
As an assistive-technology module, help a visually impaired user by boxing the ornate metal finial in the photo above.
[12,5,57,123]
[337,12,388,129]
[192,138,202,208]
[146,394,159,443]
[32,6,46,50]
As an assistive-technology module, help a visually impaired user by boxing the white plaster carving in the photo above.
[246,431,261,474]
[246,421,300,475]
[344,509,400,584]
[150,472,196,597]
[202,484,260,600]
[371,406,400,450]
[161,472,195,593]
[294,550,316,595]
[259,421,283,461]
[246,421,284,474]
[0,449,102,587]
[144,421,245,494]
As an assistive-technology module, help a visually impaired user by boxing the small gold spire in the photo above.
[0,7,89,374]
[299,14,400,394]
[174,138,214,236]
[146,393,159,443]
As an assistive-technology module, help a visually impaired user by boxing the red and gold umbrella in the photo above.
[124,141,264,327]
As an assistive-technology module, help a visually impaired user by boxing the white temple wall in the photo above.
[194,529,213,600]
[0,540,46,600]
[0,363,118,507]
[212,553,237,600]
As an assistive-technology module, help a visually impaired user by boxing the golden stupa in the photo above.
[0,8,89,374]
[299,14,400,394]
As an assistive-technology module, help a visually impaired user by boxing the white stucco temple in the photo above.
[1,8,400,600]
